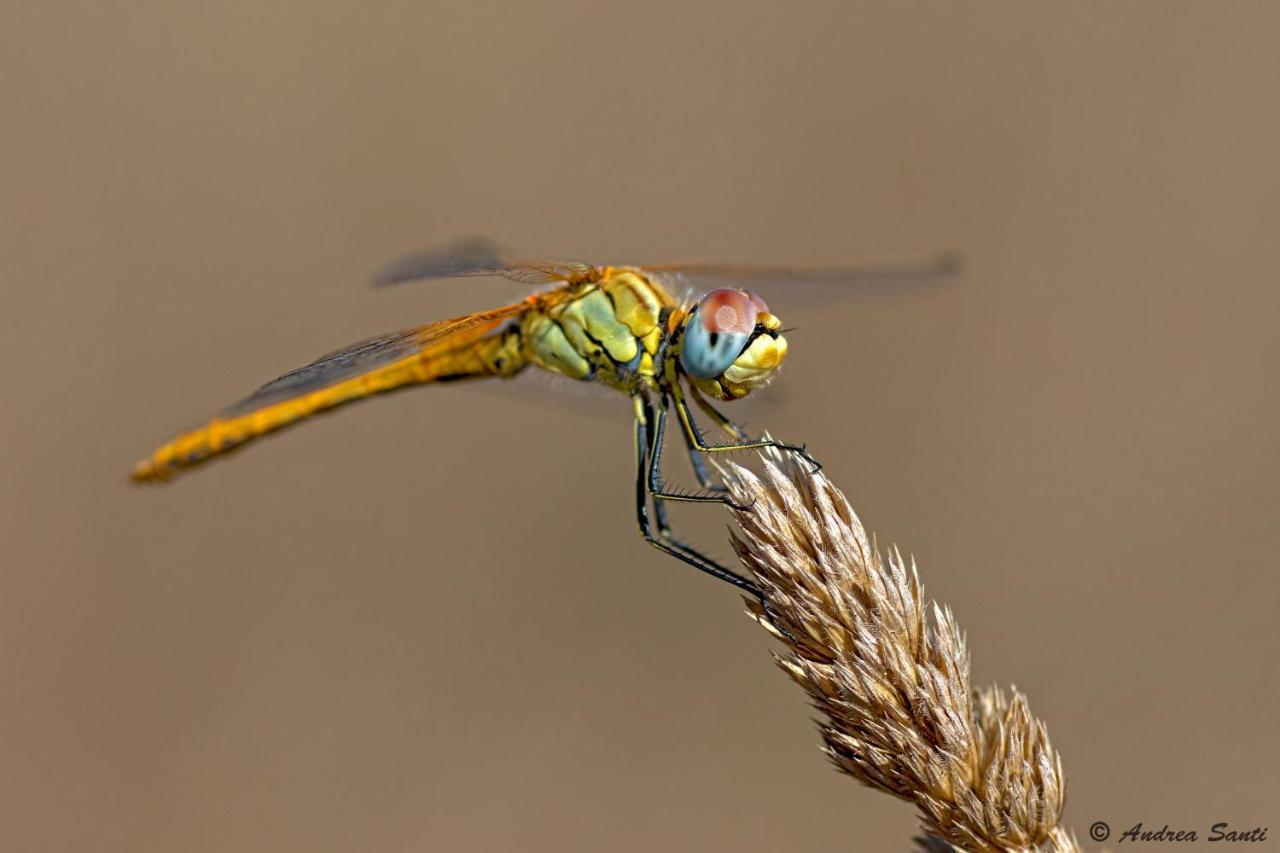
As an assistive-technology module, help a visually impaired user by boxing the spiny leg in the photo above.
[680,384,759,492]
[632,396,761,597]
[642,396,748,554]
[691,388,750,441]
[674,382,821,472]
[647,400,749,512]
[645,406,801,640]
[641,397,767,600]
[678,413,729,494]
[647,481,740,586]
[635,397,801,640]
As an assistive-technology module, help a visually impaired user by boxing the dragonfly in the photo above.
[132,237,957,604]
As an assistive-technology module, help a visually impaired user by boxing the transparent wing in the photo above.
[637,251,963,295]
[222,304,524,415]
[374,235,599,287]
[131,301,531,482]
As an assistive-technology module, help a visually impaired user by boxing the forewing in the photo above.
[374,235,598,287]
[638,252,963,298]
[223,302,528,416]
[131,301,531,482]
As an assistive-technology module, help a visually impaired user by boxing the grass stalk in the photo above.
[720,447,1079,852]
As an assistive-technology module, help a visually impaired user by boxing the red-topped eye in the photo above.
[745,291,770,315]
[699,289,760,335]
[682,289,762,379]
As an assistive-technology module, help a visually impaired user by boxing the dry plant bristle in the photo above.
[720,447,1079,853]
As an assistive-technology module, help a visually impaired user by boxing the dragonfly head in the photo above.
[678,289,789,401]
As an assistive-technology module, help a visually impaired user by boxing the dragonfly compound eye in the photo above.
[681,289,759,379]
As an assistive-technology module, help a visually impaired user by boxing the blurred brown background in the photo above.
[2,2,1277,851]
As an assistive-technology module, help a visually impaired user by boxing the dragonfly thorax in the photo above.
[517,270,672,395]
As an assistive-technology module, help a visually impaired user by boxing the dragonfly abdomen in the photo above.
[131,330,525,482]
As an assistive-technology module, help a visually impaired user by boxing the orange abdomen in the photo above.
[131,333,521,483]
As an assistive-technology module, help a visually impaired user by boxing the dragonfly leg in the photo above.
[678,415,729,494]
[691,388,750,441]
[675,383,822,473]
[632,396,762,598]
[634,397,800,641]
[647,402,751,512]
